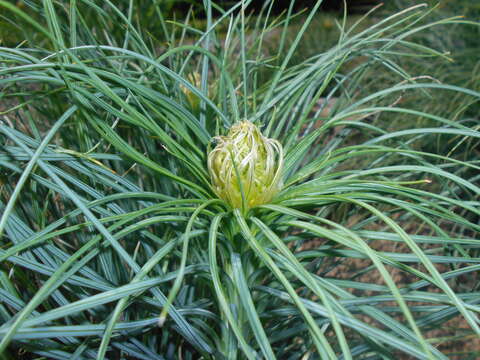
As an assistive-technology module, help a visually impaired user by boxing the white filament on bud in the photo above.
[207,120,283,211]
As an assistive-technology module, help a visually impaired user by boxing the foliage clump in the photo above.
[0,1,479,359]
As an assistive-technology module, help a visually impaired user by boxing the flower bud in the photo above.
[180,72,201,111]
[207,120,283,210]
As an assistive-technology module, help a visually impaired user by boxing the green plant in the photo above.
[0,1,479,359]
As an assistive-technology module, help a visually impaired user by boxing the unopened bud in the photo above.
[207,120,283,211]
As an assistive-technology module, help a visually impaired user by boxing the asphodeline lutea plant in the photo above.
[207,120,283,212]
[1,1,480,359]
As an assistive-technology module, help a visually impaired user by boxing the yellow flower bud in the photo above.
[180,72,201,110]
[207,120,283,211]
